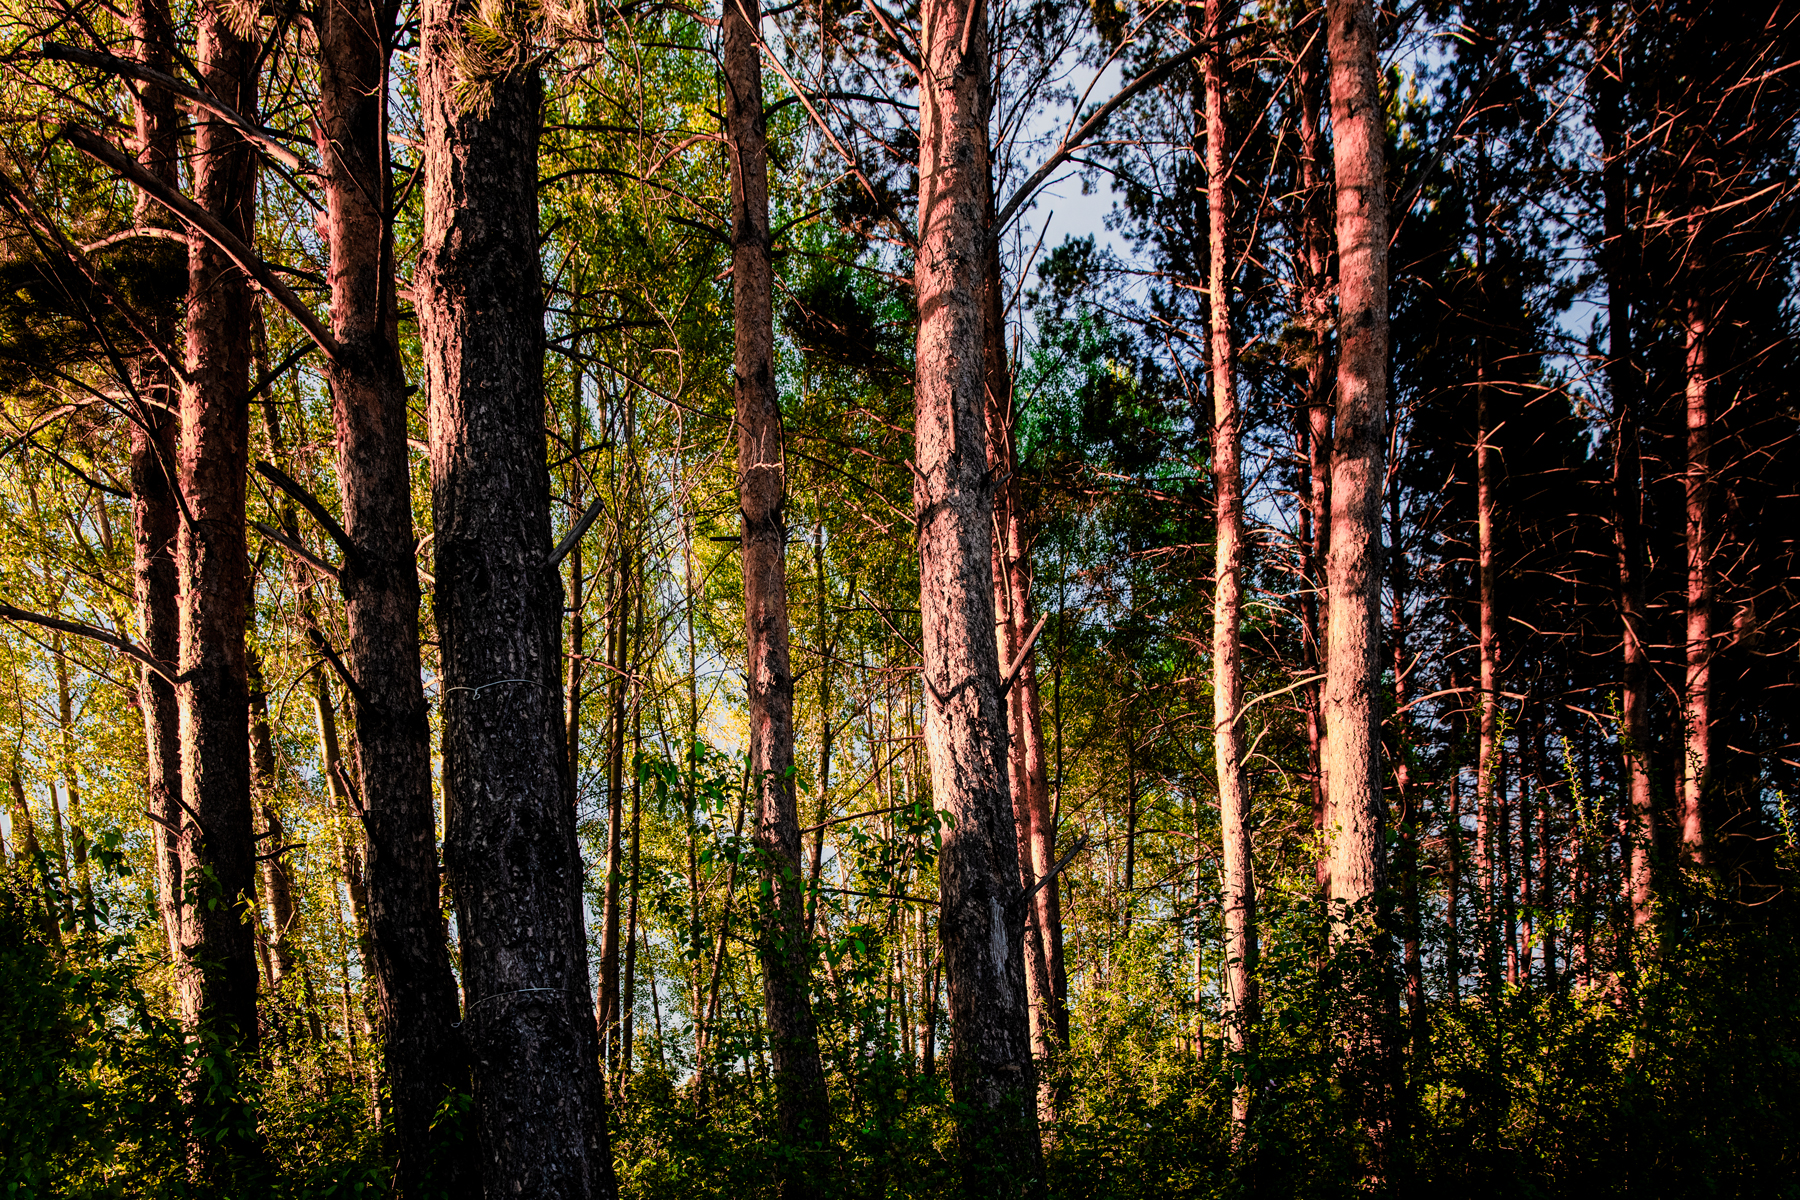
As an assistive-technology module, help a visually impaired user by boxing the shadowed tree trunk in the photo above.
[418,0,613,1191]
[173,0,263,1178]
[1294,21,1333,893]
[1322,0,1394,1175]
[315,0,476,1188]
[1205,0,1258,1143]
[128,0,184,977]
[914,0,1042,1189]
[1591,15,1656,930]
[722,0,830,1187]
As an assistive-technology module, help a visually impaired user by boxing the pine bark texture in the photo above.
[1322,0,1393,1164]
[914,0,1042,1188]
[174,0,262,1175]
[317,0,475,1189]
[1206,0,1258,1139]
[724,0,830,1183]
[128,0,184,969]
[1294,27,1333,893]
[418,2,613,1192]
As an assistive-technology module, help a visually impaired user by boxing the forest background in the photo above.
[1,0,1798,1196]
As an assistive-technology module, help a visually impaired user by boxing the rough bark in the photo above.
[418,0,613,1190]
[316,0,475,1187]
[128,0,185,975]
[174,0,262,1176]
[914,0,1042,1187]
[1206,0,1258,1140]
[1322,0,1393,1171]
[1592,29,1656,929]
[1680,293,1711,869]
[723,0,830,1183]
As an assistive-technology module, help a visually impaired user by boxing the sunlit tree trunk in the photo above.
[1681,290,1712,870]
[1592,21,1656,929]
[914,0,1042,1185]
[1206,0,1259,1141]
[128,0,184,971]
[1323,0,1394,1172]
[175,0,263,1176]
[419,0,613,1188]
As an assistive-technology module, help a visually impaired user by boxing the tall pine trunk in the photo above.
[1592,16,1656,929]
[722,0,830,1185]
[1322,0,1394,1172]
[128,0,185,980]
[914,0,1042,1187]
[419,1,613,1190]
[1205,0,1258,1141]
[1294,23,1333,892]
[316,0,475,1188]
[175,0,262,1176]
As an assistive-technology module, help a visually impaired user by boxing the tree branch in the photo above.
[0,603,175,684]
[999,613,1049,695]
[62,125,343,364]
[254,461,358,567]
[250,520,342,581]
[42,42,306,170]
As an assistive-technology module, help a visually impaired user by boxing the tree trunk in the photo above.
[983,199,1065,1126]
[418,0,613,1189]
[1681,292,1711,870]
[1592,25,1656,930]
[1294,20,1334,893]
[914,0,1041,1187]
[247,649,298,991]
[1388,439,1424,1050]
[316,0,476,1186]
[1322,0,1393,1172]
[176,0,263,1176]
[599,548,628,1073]
[53,640,92,924]
[128,0,185,972]
[724,2,831,1180]
[1206,0,1259,1141]
[1474,135,1504,997]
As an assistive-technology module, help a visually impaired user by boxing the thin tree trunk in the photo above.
[176,1,262,1175]
[722,5,832,1178]
[419,1,612,1188]
[247,649,298,991]
[9,768,57,943]
[1593,24,1656,929]
[1207,0,1259,1141]
[1681,292,1711,869]
[128,0,184,972]
[1295,20,1334,893]
[1323,0,1394,1172]
[599,547,629,1073]
[1474,133,1505,998]
[1388,448,1423,1050]
[621,602,644,1091]
[915,0,1041,1186]
[1447,771,1461,1001]
[53,639,92,924]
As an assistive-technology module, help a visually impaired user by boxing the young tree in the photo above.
[1204,0,1258,1141]
[722,0,830,1185]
